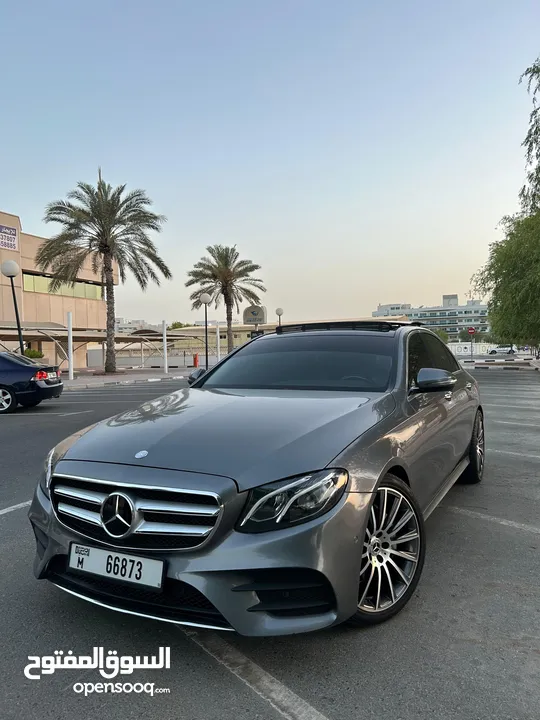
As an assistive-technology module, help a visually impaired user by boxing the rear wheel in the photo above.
[459,410,484,484]
[0,387,17,414]
[18,398,42,408]
[348,474,426,627]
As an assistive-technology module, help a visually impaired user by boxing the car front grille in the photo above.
[50,475,222,551]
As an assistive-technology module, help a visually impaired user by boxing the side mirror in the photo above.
[187,368,206,386]
[414,368,457,392]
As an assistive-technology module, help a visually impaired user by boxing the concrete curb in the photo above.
[64,376,185,391]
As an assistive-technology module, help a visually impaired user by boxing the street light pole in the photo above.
[1,261,24,354]
[275,307,284,328]
[200,293,212,370]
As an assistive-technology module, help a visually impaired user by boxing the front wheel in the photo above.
[348,474,426,627]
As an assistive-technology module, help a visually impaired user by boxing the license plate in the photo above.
[48,372,57,379]
[68,544,164,589]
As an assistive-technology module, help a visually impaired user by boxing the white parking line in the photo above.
[490,420,540,428]
[489,448,540,460]
[64,390,177,394]
[59,411,95,417]
[0,500,31,516]
[1,412,93,418]
[181,629,330,720]
[445,506,540,535]
[483,403,539,410]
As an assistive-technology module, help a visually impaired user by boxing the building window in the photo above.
[33,275,50,293]
[22,273,103,300]
[23,274,35,292]
[84,283,102,300]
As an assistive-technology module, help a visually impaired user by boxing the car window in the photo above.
[200,334,396,392]
[422,333,460,372]
[407,333,432,387]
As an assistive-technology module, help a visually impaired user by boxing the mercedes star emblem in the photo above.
[100,492,136,538]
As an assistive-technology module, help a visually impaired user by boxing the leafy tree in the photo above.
[186,245,265,352]
[36,170,171,372]
[168,321,190,330]
[519,56,540,213]
[474,212,540,346]
[433,329,449,343]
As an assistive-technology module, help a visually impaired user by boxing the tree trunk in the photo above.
[225,293,234,353]
[103,253,117,373]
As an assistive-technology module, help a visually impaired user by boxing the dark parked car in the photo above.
[29,322,484,636]
[0,351,63,413]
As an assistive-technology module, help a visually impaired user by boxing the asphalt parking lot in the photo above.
[0,372,539,720]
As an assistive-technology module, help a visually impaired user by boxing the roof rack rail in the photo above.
[275,320,422,335]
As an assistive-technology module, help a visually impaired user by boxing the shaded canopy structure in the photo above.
[0,321,204,369]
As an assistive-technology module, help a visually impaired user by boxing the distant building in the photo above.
[372,295,489,339]
[1,209,113,366]
[115,317,160,333]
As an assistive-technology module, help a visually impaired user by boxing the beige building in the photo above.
[0,210,110,366]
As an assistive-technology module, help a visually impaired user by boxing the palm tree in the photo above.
[186,245,266,353]
[36,170,172,373]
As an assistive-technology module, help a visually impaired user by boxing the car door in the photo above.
[421,332,475,471]
[0,354,15,387]
[397,332,456,511]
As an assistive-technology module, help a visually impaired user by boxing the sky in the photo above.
[2,0,540,325]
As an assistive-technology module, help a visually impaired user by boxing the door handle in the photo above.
[465,382,472,390]
[444,391,453,401]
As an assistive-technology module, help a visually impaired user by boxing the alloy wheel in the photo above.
[0,389,13,412]
[358,487,421,613]
[476,414,485,476]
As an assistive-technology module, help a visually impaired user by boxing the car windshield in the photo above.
[200,333,396,392]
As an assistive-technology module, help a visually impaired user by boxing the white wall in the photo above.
[448,342,494,356]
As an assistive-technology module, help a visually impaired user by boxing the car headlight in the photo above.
[37,423,99,499]
[238,469,349,533]
[39,448,56,498]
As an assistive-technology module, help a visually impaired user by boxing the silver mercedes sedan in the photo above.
[28,321,484,636]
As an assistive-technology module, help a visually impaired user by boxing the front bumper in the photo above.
[29,477,372,637]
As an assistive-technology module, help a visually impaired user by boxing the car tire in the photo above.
[0,387,17,414]
[18,398,42,408]
[348,474,426,627]
[458,410,485,484]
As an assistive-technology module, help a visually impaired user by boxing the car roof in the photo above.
[259,329,398,340]
[257,321,425,342]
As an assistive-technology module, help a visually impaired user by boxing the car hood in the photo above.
[63,387,395,491]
